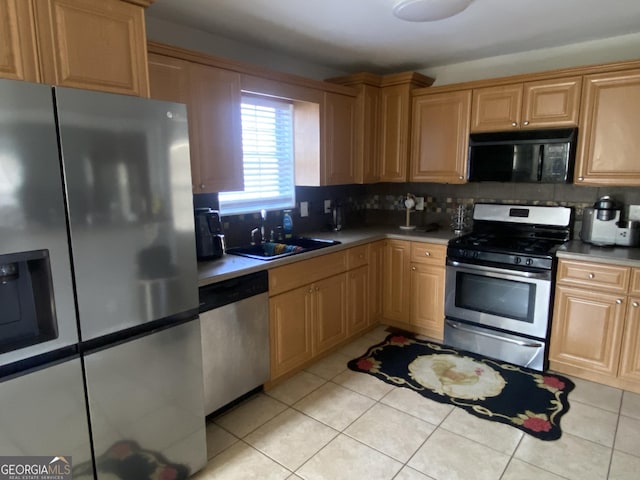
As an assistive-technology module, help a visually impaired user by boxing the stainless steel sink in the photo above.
[225,237,341,261]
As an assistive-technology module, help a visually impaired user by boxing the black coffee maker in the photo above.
[194,208,225,260]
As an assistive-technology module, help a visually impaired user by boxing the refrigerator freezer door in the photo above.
[83,319,206,478]
[0,357,92,469]
[0,79,78,364]
[55,88,198,340]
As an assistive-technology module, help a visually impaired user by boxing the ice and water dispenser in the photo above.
[0,249,58,354]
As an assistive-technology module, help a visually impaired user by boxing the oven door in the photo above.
[445,260,552,339]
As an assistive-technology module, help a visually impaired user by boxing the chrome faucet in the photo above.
[260,209,267,241]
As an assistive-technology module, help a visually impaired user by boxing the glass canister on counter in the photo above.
[451,204,469,235]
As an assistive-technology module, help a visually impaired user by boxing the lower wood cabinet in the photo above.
[382,239,446,340]
[549,258,640,393]
[268,244,382,382]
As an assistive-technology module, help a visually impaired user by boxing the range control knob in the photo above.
[526,258,534,266]
[514,257,522,264]
[472,251,479,259]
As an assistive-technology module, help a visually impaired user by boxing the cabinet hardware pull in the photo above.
[308,287,314,293]
[588,273,595,279]
[616,299,623,304]
[458,176,463,180]
[511,122,518,127]
[578,177,584,181]
[633,301,639,308]
[424,252,430,256]
[411,266,416,271]
[523,121,530,126]
[315,286,320,292]
[200,184,205,189]
[359,254,364,258]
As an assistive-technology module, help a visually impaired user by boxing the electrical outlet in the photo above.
[324,199,332,214]
[415,197,424,210]
[300,201,309,217]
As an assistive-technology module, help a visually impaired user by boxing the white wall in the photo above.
[145,16,347,80]
[147,16,640,85]
[420,33,640,86]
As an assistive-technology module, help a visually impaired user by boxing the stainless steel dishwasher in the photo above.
[198,270,269,415]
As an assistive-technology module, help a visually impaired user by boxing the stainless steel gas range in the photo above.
[444,203,572,371]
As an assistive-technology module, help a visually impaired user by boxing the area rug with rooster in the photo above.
[348,333,575,441]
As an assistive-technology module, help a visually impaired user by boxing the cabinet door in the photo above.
[359,84,381,183]
[410,90,471,183]
[575,69,640,186]
[348,266,369,336]
[382,240,411,322]
[470,84,522,132]
[0,0,39,82]
[379,84,410,182]
[34,0,149,96]
[410,264,445,340]
[147,53,189,104]
[314,273,348,354]
[549,285,625,377]
[323,92,357,185]
[269,286,314,380]
[188,63,243,193]
[619,297,640,384]
[369,240,385,324]
[522,76,581,129]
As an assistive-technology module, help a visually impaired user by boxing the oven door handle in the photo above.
[446,259,550,280]
[445,320,543,348]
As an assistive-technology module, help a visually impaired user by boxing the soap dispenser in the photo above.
[282,210,293,239]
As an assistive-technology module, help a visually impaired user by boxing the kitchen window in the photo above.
[219,94,295,215]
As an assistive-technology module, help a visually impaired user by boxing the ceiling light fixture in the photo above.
[392,0,473,22]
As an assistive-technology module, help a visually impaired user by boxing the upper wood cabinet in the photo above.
[0,0,39,82]
[327,71,433,184]
[470,77,581,132]
[187,63,243,193]
[574,69,640,186]
[322,91,357,185]
[379,84,412,182]
[147,52,189,103]
[34,0,150,96]
[410,90,471,183]
[148,52,244,193]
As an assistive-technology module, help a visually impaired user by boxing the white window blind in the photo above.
[219,95,295,215]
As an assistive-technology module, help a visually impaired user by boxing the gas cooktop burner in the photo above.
[447,203,573,270]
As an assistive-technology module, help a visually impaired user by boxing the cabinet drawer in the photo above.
[556,259,630,293]
[269,251,348,296]
[410,242,446,265]
[347,244,369,269]
[630,269,640,296]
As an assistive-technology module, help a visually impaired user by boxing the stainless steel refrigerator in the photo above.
[0,79,206,479]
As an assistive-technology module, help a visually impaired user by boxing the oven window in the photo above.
[455,272,536,323]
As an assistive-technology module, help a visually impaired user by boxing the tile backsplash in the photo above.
[194,182,640,246]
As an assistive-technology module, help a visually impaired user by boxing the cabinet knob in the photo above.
[200,184,205,189]
[411,266,416,271]
[359,254,364,259]
[308,287,314,293]
[588,273,595,279]
[523,121,530,126]
[459,176,464,180]
[616,299,623,304]
[511,122,518,127]
[578,177,584,181]
[424,251,431,256]
[315,286,320,292]
[633,301,639,308]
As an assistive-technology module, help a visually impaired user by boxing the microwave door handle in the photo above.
[537,144,543,181]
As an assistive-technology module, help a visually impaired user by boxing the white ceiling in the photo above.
[146,0,640,74]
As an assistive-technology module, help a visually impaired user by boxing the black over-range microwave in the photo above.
[467,128,577,183]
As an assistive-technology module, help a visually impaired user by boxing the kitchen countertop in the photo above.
[198,226,457,286]
[557,240,640,267]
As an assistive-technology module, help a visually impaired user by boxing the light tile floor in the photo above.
[193,326,640,480]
